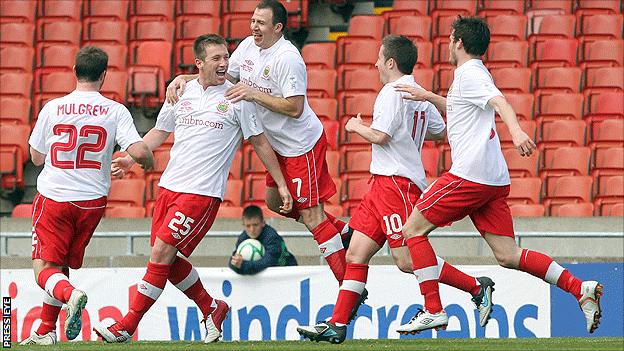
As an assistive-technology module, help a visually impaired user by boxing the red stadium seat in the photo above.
[34,70,74,94]
[539,119,587,151]
[387,15,432,42]
[37,0,82,20]
[321,119,339,150]
[243,174,267,207]
[575,0,621,15]
[487,14,528,41]
[1,124,30,189]
[127,65,166,108]
[340,15,386,41]
[0,23,35,46]
[413,68,435,91]
[497,120,537,149]
[543,175,593,214]
[82,19,129,45]
[35,43,79,70]
[307,69,337,98]
[340,176,372,215]
[100,70,128,103]
[339,68,381,93]
[528,14,576,45]
[337,39,378,68]
[302,42,336,69]
[223,179,243,207]
[83,0,129,20]
[415,41,433,68]
[216,206,243,219]
[421,147,440,177]
[176,0,221,17]
[36,20,82,45]
[308,97,338,121]
[342,150,371,175]
[486,41,529,68]
[105,206,146,218]
[590,120,624,150]
[593,175,623,215]
[490,67,531,93]
[0,72,32,98]
[339,92,377,121]
[607,203,624,216]
[533,67,582,97]
[129,41,172,79]
[242,145,265,175]
[326,150,340,178]
[580,40,624,75]
[526,0,573,14]
[540,146,591,190]
[176,16,220,41]
[95,44,128,70]
[0,46,34,73]
[551,202,594,216]
[222,14,251,45]
[503,148,540,178]
[530,38,578,73]
[173,40,197,74]
[584,92,624,126]
[130,19,175,42]
[130,0,175,20]
[431,0,478,27]
[478,0,525,16]
[223,0,256,14]
[435,66,454,95]
[505,93,535,120]
[0,97,30,125]
[584,67,624,96]
[536,93,583,121]
[508,177,542,204]
[11,203,33,218]
[0,0,36,23]
[509,204,545,217]
[229,150,242,179]
[578,14,623,42]
[383,0,429,19]
[592,147,624,187]
[108,179,146,207]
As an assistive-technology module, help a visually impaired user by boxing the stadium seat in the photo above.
[551,202,594,216]
[128,41,171,95]
[509,203,545,217]
[216,205,243,219]
[34,70,75,94]
[307,69,337,98]
[145,173,161,201]
[36,20,82,45]
[243,174,267,207]
[37,0,82,20]
[223,0,256,14]
[593,175,624,215]
[242,145,265,175]
[421,147,440,177]
[341,150,371,176]
[82,19,129,45]
[337,39,378,71]
[130,0,175,20]
[528,14,576,44]
[339,15,386,41]
[504,93,535,120]
[339,68,381,93]
[0,0,36,23]
[478,0,525,16]
[490,67,532,93]
[508,177,542,204]
[302,42,336,69]
[575,0,621,14]
[0,46,34,73]
[83,0,129,20]
[539,120,587,153]
[526,0,573,15]
[105,206,146,218]
[387,15,432,42]
[435,66,454,95]
[223,14,252,45]
[321,119,339,150]
[497,120,537,149]
[0,23,35,46]
[536,93,584,121]
[431,0,478,26]
[413,68,435,91]
[487,14,528,41]
[0,97,30,125]
[383,0,428,20]
[100,70,128,103]
[0,124,30,168]
[486,41,529,68]
[108,179,146,207]
[340,176,372,215]
[543,175,593,214]
[432,37,451,65]
[176,16,220,41]
[503,148,540,177]
[35,43,79,70]
[590,120,624,150]
[326,150,340,178]
[11,203,33,218]
[533,67,582,96]
[0,72,32,99]
[584,92,624,126]
[130,19,175,42]
[580,40,624,75]
[95,44,128,70]
[606,202,624,216]
[338,92,377,121]
[308,97,338,121]
[415,41,433,68]
[592,147,623,189]
[578,14,623,42]
[176,0,221,17]
[223,179,243,207]
[583,67,624,96]
[540,146,591,190]
[173,40,197,74]
[530,38,578,73]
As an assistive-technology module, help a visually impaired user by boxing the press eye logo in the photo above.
[217,101,229,113]
[262,65,270,79]
[3,297,11,348]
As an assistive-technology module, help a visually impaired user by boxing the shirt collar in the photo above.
[454,58,483,75]
[258,35,286,55]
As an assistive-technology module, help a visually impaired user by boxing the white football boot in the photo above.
[20,331,57,345]
[579,281,603,333]
[203,299,230,343]
[396,309,449,334]
[65,289,88,340]
[93,322,132,343]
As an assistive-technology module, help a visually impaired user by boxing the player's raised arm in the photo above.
[345,113,391,145]
[488,95,536,157]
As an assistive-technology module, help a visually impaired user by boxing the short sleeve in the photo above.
[370,87,403,137]
[274,51,307,98]
[29,102,51,153]
[115,105,142,151]
[235,100,263,140]
[458,69,503,109]
[154,102,176,133]
[425,102,446,135]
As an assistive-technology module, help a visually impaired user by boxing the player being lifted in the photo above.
[22,46,153,345]
[93,34,292,343]
[395,17,603,334]
[166,0,363,320]
[296,35,496,344]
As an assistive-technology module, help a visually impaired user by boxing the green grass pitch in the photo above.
[11,338,624,351]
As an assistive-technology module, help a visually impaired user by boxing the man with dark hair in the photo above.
[297,35,494,344]
[395,16,603,334]
[21,46,153,345]
[93,34,292,344]
[166,0,354,316]
[229,205,297,275]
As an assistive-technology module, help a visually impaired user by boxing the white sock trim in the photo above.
[545,261,565,285]
[44,273,68,299]
[413,266,439,283]
[137,280,164,300]
[341,280,366,294]
[174,267,199,292]
[318,234,343,258]
[42,291,63,307]
[435,256,445,279]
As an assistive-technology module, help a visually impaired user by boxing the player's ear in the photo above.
[274,22,283,34]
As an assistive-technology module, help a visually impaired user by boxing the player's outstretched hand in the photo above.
[345,113,363,132]
[395,84,429,101]
[277,185,293,214]
[225,82,257,103]
[512,130,537,157]
[165,76,188,105]
[111,156,134,179]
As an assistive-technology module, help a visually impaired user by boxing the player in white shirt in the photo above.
[166,0,351,299]
[297,35,495,344]
[93,34,292,344]
[21,46,153,346]
[395,16,603,334]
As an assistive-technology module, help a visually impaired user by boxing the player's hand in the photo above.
[277,185,293,214]
[165,76,188,105]
[395,84,429,101]
[111,156,134,179]
[511,129,537,157]
[231,254,243,268]
[345,113,363,132]
[225,82,257,103]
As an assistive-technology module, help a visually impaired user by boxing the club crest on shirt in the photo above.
[217,100,229,114]
[262,65,270,79]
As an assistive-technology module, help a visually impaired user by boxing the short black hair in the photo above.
[75,46,108,82]
[451,16,490,56]
[381,35,418,75]
[256,0,288,31]
[243,205,264,220]
[193,33,227,61]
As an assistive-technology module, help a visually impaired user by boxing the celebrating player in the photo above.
[296,35,495,344]
[394,16,603,334]
[21,46,153,345]
[93,34,292,344]
[166,0,358,316]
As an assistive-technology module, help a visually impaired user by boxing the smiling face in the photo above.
[196,43,229,86]
[375,45,392,85]
[250,7,282,49]
[449,30,459,66]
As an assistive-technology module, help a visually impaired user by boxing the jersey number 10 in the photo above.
[50,124,107,170]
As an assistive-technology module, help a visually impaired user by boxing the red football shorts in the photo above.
[349,175,422,248]
[31,193,106,269]
[151,187,221,257]
[266,131,336,210]
[415,172,515,237]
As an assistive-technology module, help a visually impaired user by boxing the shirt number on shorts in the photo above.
[50,124,108,170]
[168,211,195,238]
[292,178,302,198]
[382,213,403,235]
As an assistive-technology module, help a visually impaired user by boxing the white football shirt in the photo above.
[29,91,142,201]
[370,75,446,191]
[228,36,323,157]
[156,79,263,199]
[446,59,510,186]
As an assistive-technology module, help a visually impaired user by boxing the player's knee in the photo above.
[300,206,324,229]
[494,252,518,269]
[345,249,368,264]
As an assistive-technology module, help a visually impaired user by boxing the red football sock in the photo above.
[407,236,442,313]
[519,249,582,300]
[36,292,63,334]
[437,257,480,295]
[330,263,368,324]
[169,257,215,319]
[311,218,346,284]
[324,212,349,241]
[37,267,74,303]
[121,262,171,334]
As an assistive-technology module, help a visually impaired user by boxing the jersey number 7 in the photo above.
[51,124,107,170]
